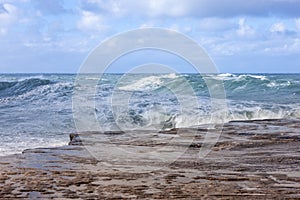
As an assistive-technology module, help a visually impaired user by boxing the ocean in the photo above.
[0,73,299,156]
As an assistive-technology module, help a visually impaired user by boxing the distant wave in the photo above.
[0,81,17,91]
[116,73,299,101]
[118,73,179,91]
[0,78,73,103]
[213,73,267,81]
[0,78,52,94]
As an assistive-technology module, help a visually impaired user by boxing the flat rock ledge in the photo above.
[0,119,300,199]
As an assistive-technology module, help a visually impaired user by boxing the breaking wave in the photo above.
[1,73,300,155]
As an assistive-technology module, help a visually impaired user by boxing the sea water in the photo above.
[0,73,299,156]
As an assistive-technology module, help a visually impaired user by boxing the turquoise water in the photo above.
[0,73,299,155]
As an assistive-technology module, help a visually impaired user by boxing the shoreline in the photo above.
[0,118,295,158]
[0,119,299,199]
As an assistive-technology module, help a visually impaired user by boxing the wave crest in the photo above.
[0,78,52,98]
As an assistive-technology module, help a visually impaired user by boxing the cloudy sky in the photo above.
[0,0,300,73]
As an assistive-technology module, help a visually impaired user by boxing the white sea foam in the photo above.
[118,73,178,91]
[218,73,236,77]
[18,75,47,82]
[161,73,178,79]
[238,74,267,81]
[0,139,68,156]
[267,81,291,88]
[211,73,236,80]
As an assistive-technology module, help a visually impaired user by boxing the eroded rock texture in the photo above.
[0,119,299,199]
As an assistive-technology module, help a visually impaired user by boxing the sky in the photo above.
[0,0,300,73]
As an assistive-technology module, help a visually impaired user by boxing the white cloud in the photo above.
[145,0,189,17]
[263,38,300,54]
[166,24,191,33]
[197,18,236,32]
[0,28,6,35]
[270,22,285,33]
[109,1,123,16]
[168,24,180,31]
[81,0,189,18]
[77,11,108,31]
[0,3,18,36]
[82,0,126,17]
[32,0,67,15]
[290,39,300,52]
[237,18,255,37]
[295,18,300,31]
[81,0,300,19]
[0,3,18,25]
[139,22,155,28]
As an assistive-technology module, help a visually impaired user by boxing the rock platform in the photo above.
[0,119,299,199]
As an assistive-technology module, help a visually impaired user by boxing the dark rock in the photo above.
[69,133,82,145]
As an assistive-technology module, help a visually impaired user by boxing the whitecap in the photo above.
[118,74,178,91]
[238,74,267,81]
[267,81,291,88]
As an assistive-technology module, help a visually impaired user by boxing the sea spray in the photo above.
[0,73,300,156]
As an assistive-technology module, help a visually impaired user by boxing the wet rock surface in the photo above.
[0,119,299,199]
